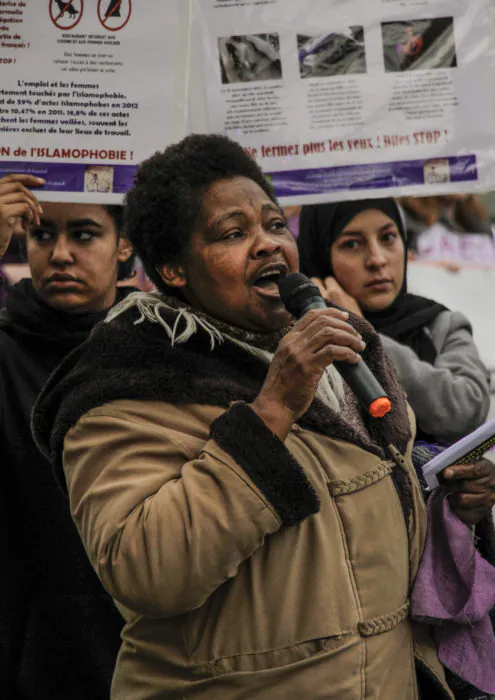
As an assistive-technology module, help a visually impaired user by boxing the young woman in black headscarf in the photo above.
[298,198,490,444]
[0,174,136,699]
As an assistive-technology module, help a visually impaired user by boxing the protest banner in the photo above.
[191,0,495,203]
[0,0,188,202]
[2,0,495,203]
[415,224,495,268]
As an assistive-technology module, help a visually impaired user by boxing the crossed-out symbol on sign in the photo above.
[97,0,132,31]
[49,0,83,30]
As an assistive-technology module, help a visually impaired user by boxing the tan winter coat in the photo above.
[61,398,450,700]
[32,297,454,699]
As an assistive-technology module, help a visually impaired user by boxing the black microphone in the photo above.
[277,272,391,418]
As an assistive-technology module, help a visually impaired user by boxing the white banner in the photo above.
[191,0,495,204]
[2,0,495,204]
[0,0,188,202]
[408,261,495,370]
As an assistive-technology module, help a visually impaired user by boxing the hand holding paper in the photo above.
[421,418,495,493]
[443,459,495,525]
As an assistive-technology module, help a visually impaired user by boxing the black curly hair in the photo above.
[124,133,278,293]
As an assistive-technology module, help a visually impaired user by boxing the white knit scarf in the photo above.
[106,291,344,413]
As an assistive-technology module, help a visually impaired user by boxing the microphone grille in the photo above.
[277,272,322,318]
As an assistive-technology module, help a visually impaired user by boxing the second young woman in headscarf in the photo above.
[298,198,490,444]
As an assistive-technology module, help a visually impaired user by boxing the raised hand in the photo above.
[310,276,363,317]
[0,174,45,258]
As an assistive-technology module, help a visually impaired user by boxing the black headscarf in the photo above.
[298,198,447,364]
[0,278,137,359]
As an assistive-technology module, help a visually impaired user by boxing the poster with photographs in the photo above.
[191,0,495,204]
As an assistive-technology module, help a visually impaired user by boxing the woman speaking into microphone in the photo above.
[33,135,457,699]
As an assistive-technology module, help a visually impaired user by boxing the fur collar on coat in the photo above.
[32,293,412,491]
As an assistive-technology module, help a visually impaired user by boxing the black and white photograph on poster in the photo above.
[218,34,282,84]
[381,18,457,72]
[423,158,451,184]
[298,28,367,79]
[84,166,115,194]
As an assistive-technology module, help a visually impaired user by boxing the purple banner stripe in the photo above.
[0,161,137,194]
[0,154,478,198]
[267,155,478,197]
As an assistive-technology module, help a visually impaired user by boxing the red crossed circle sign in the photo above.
[49,0,84,31]
[97,0,132,31]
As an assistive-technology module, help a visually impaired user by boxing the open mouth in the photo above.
[251,264,288,298]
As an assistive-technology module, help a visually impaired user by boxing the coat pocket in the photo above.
[189,632,354,677]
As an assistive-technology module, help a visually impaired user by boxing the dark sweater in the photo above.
[0,280,131,699]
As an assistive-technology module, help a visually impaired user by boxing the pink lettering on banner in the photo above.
[458,235,479,263]
[479,237,495,265]
[438,232,459,258]
[417,224,495,268]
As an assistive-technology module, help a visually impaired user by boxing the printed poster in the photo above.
[0,0,188,202]
[191,0,495,203]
